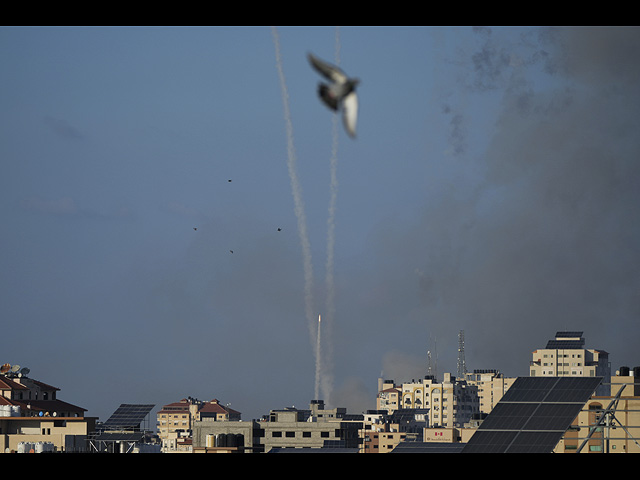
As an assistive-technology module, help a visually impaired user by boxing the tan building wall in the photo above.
[555,369,640,453]
[465,370,517,415]
[377,385,401,412]
[0,416,94,453]
[193,400,361,453]
[422,427,476,444]
[377,429,412,453]
[397,373,479,428]
[530,332,610,396]
[158,398,240,453]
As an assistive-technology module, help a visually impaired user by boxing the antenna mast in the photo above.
[427,336,438,381]
[457,330,467,379]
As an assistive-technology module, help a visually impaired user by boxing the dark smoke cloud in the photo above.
[446,27,639,372]
[368,28,640,387]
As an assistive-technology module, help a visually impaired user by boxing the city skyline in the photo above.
[1,26,638,423]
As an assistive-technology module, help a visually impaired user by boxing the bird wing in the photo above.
[342,91,358,138]
[308,53,348,84]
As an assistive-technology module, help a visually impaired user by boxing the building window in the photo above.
[272,431,282,437]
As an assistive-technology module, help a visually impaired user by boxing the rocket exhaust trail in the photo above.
[321,27,341,405]
[271,27,317,368]
[272,27,341,406]
[315,314,322,400]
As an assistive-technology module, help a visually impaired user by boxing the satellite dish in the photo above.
[11,364,20,373]
[19,367,30,376]
[0,364,10,374]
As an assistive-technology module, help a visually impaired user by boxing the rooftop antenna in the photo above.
[427,336,438,381]
[457,330,467,379]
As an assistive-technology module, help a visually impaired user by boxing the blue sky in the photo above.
[1,26,639,423]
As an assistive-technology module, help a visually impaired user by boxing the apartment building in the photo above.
[0,365,95,453]
[192,400,363,453]
[157,397,240,453]
[360,409,426,453]
[377,373,480,428]
[465,369,517,415]
[555,366,640,453]
[377,379,401,413]
[157,397,201,453]
[530,331,610,396]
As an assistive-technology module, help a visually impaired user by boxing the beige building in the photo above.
[157,397,201,453]
[0,366,95,453]
[555,367,640,453]
[360,409,427,453]
[465,369,517,415]
[157,397,240,453]
[378,373,479,428]
[376,379,401,413]
[530,331,610,395]
[193,400,362,453]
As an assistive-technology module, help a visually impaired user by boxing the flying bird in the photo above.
[308,53,359,138]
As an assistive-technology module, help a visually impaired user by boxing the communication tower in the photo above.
[457,330,467,379]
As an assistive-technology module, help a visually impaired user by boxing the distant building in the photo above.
[555,366,640,453]
[377,379,401,413]
[157,397,240,453]
[360,409,427,453]
[530,331,610,396]
[465,369,517,416]
[377,373,480,428]
[197,398,241,422]
[0,364,95,453]
[192,400,363,453]
[157,397,202,453]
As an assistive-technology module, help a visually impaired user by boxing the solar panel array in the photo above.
[103,403,155,429]
[391,441,466,453]
[461,376,602,453]
[546,339,585,349]
[546,331,585,349]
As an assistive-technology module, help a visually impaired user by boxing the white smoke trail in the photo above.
[321,27,341,405]
[271,27,317,349]
[315,315,322,399]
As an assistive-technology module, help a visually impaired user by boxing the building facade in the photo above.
[555,366,640,453]
[530,331,610,396]
[465,369,517,416]
[193,400,363,453]
[0,365,94,453]
[157,397,201,453]
[157,397,240,453]
[378,373,479,428]
[360,409,427,453]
